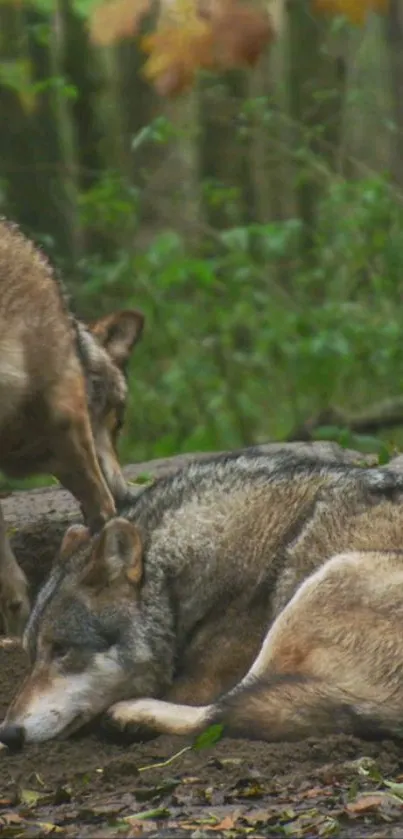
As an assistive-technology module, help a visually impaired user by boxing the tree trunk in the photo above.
[198,71,256,230]
[385,0,403,190]
[49,0,83,275]
[285,0,347,262]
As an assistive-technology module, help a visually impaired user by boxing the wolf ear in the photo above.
[59,524,91,561]
[84,518,143,588]
[89,309,144,368]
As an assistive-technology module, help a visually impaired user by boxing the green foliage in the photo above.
[312,427,392,464]
[1,52,403,491]
[78,173,141,240]
[69,161,403,467]
[2,162,403,496]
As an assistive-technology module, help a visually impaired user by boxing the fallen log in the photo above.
[287,398,403,441]
[1,441,389,597]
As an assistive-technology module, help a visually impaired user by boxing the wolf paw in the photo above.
[108,700,139,729]
[103,701,157,743]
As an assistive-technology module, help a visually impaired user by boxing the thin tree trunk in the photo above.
[286,0,347,262]
[385,0,403,190]
[49,0,83,274]
[198,71,256,230]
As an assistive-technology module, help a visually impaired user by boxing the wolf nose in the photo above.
[0,723,25,751]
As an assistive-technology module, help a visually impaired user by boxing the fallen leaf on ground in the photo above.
[19,788,47,807]
[241,809,278,825]
[384,780,403,797]
[346,794,390,814]
[37,822,64,835]
[125,807,171,821]
[209,813,240,830]
[303,786,328,799]
[232,780,265,799]
[0,813,23,825]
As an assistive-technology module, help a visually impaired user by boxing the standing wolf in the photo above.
[3,449,403,750]
[0,218,144,636]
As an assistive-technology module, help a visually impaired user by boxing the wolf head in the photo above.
[0,518,167,747]
[78,309,144,506]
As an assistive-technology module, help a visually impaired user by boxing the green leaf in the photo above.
[130,472,153,485]
[384,780,403,798]
[125,807,170,821]
[192,723,224,751]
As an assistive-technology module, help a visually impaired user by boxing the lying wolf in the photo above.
[3,449,403,749]
[0,218,144,636]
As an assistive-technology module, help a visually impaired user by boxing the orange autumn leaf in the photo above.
[90,0,275,95]
[141,17,215,94]
[141,0,274,95]
[346,794,386,813]
[210,814,239,830]
[89,0,151,46]
[211,0,274,69]
[313,0,389,24]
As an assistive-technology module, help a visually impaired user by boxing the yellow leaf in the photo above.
[20,788,44,807]
[141,17,214,94]
[140,0,274,95]
[89,0,151,46]
[37,823,64,834]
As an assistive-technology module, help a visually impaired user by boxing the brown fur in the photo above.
[0,218,144,636]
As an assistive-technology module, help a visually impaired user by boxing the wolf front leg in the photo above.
[107,696,213,738]
[51,374,116,533]
[0,504,29,637]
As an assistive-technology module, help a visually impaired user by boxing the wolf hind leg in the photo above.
[106,674,390,743]
[108,550,403,744]
[0,503,29,638]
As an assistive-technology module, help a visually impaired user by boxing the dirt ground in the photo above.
[2,646,403,836]
[2,447,403,837]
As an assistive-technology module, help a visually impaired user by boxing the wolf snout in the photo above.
[0,722,25,752]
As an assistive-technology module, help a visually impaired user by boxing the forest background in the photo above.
[0,0,401,488]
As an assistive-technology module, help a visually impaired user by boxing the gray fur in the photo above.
[5,448,403,745]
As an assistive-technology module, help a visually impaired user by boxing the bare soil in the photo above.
[1,641,403,838]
